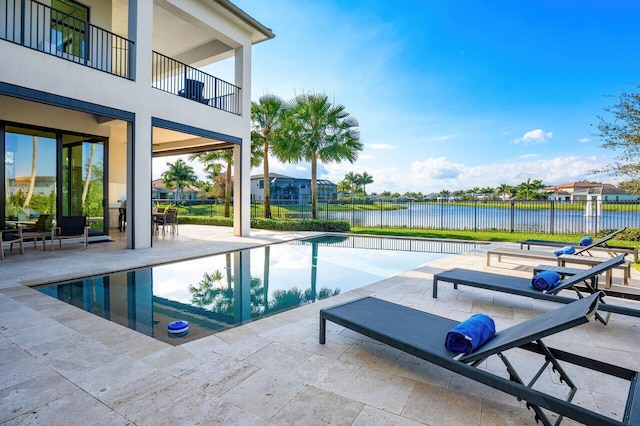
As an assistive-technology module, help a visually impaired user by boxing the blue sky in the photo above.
[158,1,640,194]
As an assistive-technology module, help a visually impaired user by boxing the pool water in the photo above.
[37,235,480,345]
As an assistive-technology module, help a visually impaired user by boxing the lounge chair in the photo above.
[0,229,24,260]
[433,255,640,320]
[319,293,640,425]
[51,216,89,250]
[520,228,637,261]
[486,246,632,286]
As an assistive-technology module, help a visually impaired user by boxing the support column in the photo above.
[126,0,153,248]
[233,44,251,237]
[126,116,152,248]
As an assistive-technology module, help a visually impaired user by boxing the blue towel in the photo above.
[554,245,575,256]
[445,313,496,354]
[579,236,593,246]
[530,271,562,292]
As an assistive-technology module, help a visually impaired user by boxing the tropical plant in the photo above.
[593,81,640,180]
[162,159,198,202]
[251,94,287,218]
[516,178,544,200]
[276,93,362,219]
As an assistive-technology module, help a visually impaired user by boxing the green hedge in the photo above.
[178,216,350,232]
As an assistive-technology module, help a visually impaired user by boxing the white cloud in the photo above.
[411,157,463,180]
[295,165,307,171]
[368,143,395,150]
[511,129,553,145]
[518,154,540,159]
[434,134,456,141]
[579,137,591,143]
[362,155,611,194]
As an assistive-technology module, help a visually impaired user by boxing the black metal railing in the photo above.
[164,198,640,235]
[152,51,241,115]
[290,235,485,254]
[0,0,132,79]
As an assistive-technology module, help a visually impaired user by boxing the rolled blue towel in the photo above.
[530,271,562,292]
[579,236,593,246]
[445,313,496,354]
[554,245,575,256]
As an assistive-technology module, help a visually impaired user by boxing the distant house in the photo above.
[152,179,198,201]
[545,181,638,202]
[251,173,337,204]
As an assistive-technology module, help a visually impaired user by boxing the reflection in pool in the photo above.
[37,235,481,344]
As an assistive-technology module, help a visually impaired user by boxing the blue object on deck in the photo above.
[445,313,496,354]
[579,236,593,246]
[530,271,562,292]
[554,246,576,256]
[168,320,189,336]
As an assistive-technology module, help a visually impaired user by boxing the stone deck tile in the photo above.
[1,227,639,425]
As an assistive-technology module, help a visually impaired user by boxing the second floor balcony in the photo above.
[1,0,132,79]
[1,0,243,115]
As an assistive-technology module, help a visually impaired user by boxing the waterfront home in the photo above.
[0,0,273,247]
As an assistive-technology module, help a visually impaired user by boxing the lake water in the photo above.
[322,203,640,234]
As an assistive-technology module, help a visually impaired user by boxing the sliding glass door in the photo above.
[4,127,57,228]
[62,135,106,235]
[2,123,107,235]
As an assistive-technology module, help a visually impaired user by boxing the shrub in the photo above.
[618,227,640,242]
[252,218,350,232]
[178,216,350,233]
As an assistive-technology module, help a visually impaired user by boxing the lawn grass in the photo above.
[350,227,640,249]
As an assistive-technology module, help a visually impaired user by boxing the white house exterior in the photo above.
[0,0,273,248]
[545,181,638,202]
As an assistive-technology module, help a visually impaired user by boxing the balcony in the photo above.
[152,51,241,115]
[0,0,132,79]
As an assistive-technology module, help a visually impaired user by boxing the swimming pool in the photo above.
[37,235,481,345]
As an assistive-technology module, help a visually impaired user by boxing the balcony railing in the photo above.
[1,0,132,79]
[152,51,241,115]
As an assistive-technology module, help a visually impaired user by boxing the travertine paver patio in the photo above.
[1,225,639,425]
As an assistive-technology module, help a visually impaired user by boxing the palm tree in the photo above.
[191,147,262,217]
[251,94,286,219]
[162,159,197,202]
[496,183,513,200]
[81,143,96,207]
[276,93,362,219]
[438,189,450,200]
[344,171,359,195]
[356,171,374,196]
[336,179,351,195]
[23,136,37,208]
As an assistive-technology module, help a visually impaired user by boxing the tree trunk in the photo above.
[224,160,232,217]
[311,153,317,219]
[81,143,96,207]
[309,242,318,302]
[23,136,37,208]
[263,142,271,218]
[263,245,270,312]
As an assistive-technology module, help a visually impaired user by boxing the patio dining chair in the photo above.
[158,208,178,235]
[0,228,24,260]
